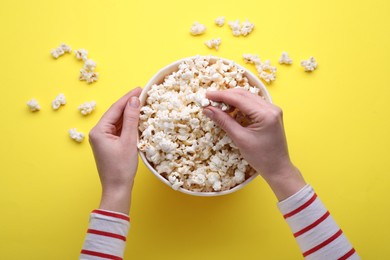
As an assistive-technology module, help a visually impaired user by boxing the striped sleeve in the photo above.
[80,209,130,260]
[278,185,359,260]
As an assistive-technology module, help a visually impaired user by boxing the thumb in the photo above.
[121,96,141,144]
[203,107,243,141]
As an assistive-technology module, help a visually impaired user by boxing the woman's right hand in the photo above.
[203,89,306,200]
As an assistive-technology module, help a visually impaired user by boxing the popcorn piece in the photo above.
[200,98,210,107]
[233,170,245,184]
[84,59,97,71]
[243,54,277,83]
[138,56,260,192]
[190,22,206,35]
[301,56,318,72]
[168,172,184,190]
[79,68,99,84]
[242,53,261,65]
[69,128,85,143]
[228,19,254,37]
[74,49,88,61]
[51,48,64,59]
[204,38,221,50]
[221,103,230,111]
[240,19,255,36]
[27,98,40,112]
[78,101,96,115]
[75,49,99,84]
[249,86,260,95]
[52,93,66,110]
[59,43,72,53]
[207,172,222,191]
[215,16,225,27]
[210,101,220,107]
[51,43,72,59]
[279,52,293,65]
[228,20,241,36]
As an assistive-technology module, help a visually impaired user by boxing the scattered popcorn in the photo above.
[242,54,277,83]
[84,59,97,71]
[204,38,222,50]
[27,98,40,112]
[75,49,88,61]
[279,52,293,65]
[240,19,255,36]
[301,56,318,72]
[215,16,225,27]
[51,43,72,59]
[138,56,259,192]
[228,20,241,36]
[228,19,254,37]
[79,68,99,84]
[52,93,66,110]
[69,128,85,143]
[75,48,99,84]
[78,101,96,115]
[190,22,206,35]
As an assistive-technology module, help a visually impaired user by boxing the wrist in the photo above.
[263,162,306,201]
[99,185,133,215]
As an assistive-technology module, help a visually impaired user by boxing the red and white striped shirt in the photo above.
[278,185,359,259]
[81,185,358,259]
[80,209,130,260]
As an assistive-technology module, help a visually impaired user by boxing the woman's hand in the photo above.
[203,89,306,200]
[89,87,142,214]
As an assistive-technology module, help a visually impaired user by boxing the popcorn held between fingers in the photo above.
[138,56,261,192]
[190,22,207,35]
[52,93,66,110]
[78,101,97,116]
[301,56,318,72]
[69,128,85,143]
[27,98,40,112]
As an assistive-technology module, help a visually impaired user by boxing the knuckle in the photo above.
[273,106,283,118]
[265,107,283,125]
[235,88,251,97]
[88,128,98,142]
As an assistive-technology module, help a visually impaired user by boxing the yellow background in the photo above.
[0,0,389,259]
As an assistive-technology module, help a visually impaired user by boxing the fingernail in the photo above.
[203,109,214,119]
[129,97,140,108]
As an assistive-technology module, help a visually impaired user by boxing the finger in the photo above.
[98,87,142,126]
[120,96,141,144]
[203,106,244,141]
[206,88,269,115]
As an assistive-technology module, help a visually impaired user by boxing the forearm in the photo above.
[278,185,359,259]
